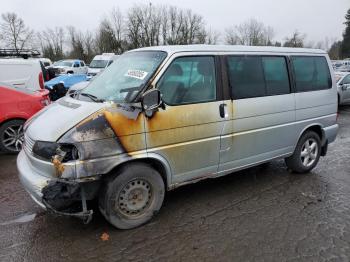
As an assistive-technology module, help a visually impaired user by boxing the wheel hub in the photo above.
[300,138,318,168]
[2,124,24,152]
[117,179,152,217]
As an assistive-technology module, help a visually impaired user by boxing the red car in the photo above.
[0,83,50,153]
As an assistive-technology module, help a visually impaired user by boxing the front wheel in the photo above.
[285,131,321,173]
[99,163,165,229]
[0,119,25,153]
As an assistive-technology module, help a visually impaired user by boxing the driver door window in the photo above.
[157,56,216,105]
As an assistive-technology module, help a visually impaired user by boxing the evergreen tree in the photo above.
[341,8,350,58]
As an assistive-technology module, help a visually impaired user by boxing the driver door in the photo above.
[144,55,227,184]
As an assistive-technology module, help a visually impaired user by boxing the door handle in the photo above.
[219,103,228,118]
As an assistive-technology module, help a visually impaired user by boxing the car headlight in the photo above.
[32,141,80,162]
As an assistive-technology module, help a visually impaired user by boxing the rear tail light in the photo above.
[39,72,44,89]
[39,98,50,106]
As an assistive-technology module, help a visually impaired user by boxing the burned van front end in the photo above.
[17,50,168,224]
[17,98,149,222]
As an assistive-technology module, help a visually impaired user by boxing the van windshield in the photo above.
[80,51,167,103]
[89,60,109,68]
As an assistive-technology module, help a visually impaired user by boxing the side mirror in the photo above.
[141,89,162,117]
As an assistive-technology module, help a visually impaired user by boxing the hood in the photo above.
[26,96,105,142]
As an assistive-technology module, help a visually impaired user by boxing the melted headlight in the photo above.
[33,141,80,162]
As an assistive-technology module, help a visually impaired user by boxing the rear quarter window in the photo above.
[291,56,331,92]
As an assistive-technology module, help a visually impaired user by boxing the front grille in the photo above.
[24,133,35,154]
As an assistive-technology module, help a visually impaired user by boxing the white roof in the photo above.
[0,58,38,65]
[133,44,326,55]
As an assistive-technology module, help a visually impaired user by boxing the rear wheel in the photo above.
[0,120,25,153]
[99,163,165,229]
[285,131,321,173]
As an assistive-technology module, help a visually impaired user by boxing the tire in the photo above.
[0,119,25,154]
[99,163,165,229]
[285,131,321,173]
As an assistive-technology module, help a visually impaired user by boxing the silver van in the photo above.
[17,45,338,229]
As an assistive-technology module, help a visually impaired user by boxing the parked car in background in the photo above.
[18,45,338,230]
[66,80,89,97]
[38,58,52,68]
[0,83,50,153]
[45,74,88,100]
[335,72,350,105]
[87,53,119,79]
[52,60,88,76]
[337,64,350,72]
[332,60,344,70]
[0,59,45,91]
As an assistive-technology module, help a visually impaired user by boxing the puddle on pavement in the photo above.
[0,213,36,226]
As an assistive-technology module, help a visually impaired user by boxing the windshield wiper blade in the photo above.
[80,92,105,103]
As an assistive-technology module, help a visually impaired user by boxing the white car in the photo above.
[52,60,88,75]
[336,72,350,105]
[0,58,45,90]
[66,81,89,97]
[38,58,52,67]
[87,53,119,79]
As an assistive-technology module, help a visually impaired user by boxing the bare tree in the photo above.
[0,12,34,53]
[37,27,65,61]
[328,41,342,59]
[67,26,96,62]
[161,6,206,45]
[283,31,305,47]
[96,18,118,53]
[224,19,274,46]
[126,4,163,48]
[164,6,185,44]
[197,28,220,44]
[225,27,240,45]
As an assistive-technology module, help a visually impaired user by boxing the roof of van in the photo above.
[92,54,118,60]
[0,58,39,65]
[133,45,326,55]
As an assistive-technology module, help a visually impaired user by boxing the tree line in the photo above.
[0,4,349,62]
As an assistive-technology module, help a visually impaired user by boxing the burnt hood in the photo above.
[25,96,106,142]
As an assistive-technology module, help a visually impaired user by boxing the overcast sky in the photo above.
[1,0,349,44]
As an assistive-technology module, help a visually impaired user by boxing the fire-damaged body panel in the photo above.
[144,101,226,183]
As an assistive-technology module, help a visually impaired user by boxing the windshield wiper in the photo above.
[79,92,105,103]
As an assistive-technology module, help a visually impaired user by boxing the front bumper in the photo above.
[17,150,49,208]
[17,150,95,222]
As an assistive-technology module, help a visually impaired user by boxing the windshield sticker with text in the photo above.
[125,69,148,80]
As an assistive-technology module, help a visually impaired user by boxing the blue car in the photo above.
[45,74,88,90]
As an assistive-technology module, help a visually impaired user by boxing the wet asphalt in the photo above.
[1,107,350,262]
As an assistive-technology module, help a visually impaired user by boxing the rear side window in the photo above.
[80,61,84,66]
[227,56,290,99]
[262,57,290,95]
[291,56,331,92]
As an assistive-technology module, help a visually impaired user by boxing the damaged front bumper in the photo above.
[17,150,98,223]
